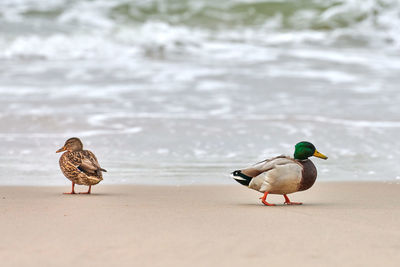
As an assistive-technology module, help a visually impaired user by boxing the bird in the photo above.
[232,141,327,206]
[56,137,107,194]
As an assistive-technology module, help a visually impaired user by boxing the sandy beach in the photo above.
[2,1,400,266]
[0,182,399,267]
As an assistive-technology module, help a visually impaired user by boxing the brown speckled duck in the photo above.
[232,141,327,206]
[56,137,107,194]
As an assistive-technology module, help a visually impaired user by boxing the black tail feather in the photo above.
[232,170,252,186]
[96,168,107,176]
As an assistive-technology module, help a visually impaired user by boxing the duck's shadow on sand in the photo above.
[235,202,339,208]
[57,193,120,197]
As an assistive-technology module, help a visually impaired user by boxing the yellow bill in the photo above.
[313,150,328,160]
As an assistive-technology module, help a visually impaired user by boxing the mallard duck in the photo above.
[232,141,327,206]
[56,137,107,194]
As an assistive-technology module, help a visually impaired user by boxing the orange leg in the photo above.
[283,194,302,205]
[259,192,275,206]
[79,185,91,194]
[63,182,76,194]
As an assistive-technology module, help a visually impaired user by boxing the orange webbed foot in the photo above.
[283,194,302,205]
[64,182,76,195]
[261,200,276,206]
[259,192,275,206]
[78,186,91,194]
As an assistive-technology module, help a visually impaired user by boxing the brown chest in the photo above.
[59,153,78,174]
[298,159,317,191]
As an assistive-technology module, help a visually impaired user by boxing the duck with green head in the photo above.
[232,141,327,206]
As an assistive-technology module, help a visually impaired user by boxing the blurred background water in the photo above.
[1,0,400,185]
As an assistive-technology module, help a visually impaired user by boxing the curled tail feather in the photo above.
[232,170,252,186]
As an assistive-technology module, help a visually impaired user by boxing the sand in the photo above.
[0,182,399,267]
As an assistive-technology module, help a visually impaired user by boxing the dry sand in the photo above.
[0,182,399,267]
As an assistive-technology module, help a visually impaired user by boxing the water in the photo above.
[1,0,400,185]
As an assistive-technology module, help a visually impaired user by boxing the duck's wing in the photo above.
[232,155,302,190]
[241,155,290,178]
[79,150,107,175]
[67,150,106,176]
[248,157,303,193]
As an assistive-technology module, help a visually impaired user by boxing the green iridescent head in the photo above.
[294,141,328,160]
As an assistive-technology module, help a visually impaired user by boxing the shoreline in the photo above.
[1,182,399,266]
[1,179,399,187]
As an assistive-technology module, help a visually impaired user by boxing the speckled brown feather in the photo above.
[59,150,104,186]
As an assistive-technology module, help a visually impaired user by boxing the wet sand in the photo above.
[1,182,399,267]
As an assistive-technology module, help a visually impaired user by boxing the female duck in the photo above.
[232,141,327,206]
[56,137,107,194]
